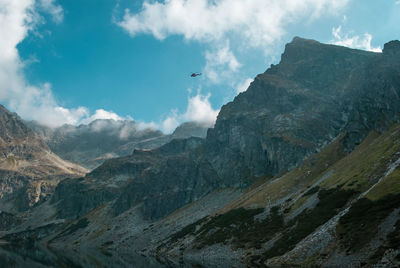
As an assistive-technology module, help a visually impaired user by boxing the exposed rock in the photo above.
[170,121,209,139]
[383,40,400,55]
[0,104,87,212]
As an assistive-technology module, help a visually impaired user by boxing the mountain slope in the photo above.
[159,124,400,267]
[0,104,87,212]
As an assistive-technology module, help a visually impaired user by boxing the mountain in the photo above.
[0,104,87,213]
[1,38,400,267]
[29,120,209,170]
[49,37,400,222]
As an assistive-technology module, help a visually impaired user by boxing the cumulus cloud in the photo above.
[118,0,349,48]
[137,121,159,131]
[183,93,219,125]
[331,26,382,52]
[161,93,219,133]
[162,111,180,134]
[204,42,241,83]
[0,0,129,128]
[236,78,253,94]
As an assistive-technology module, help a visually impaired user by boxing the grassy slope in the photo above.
[164,124,400,265]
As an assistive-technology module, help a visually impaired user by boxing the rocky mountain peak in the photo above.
[0,104,35,140]
[383,40,400,55]
[0,104,87,212]
[0,104,48,159]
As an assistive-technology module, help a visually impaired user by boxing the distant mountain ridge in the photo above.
[29,119,209,169]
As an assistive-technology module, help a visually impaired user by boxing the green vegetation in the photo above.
[238,134,346,208]
[184,207,285,249]
[166,125,400,263]
[369,217,400,264]
[172,187,356,260]
[304,186,319,196]
[263,187,355,259]
[337,194,400,251]
[169,217,207,243]
[194,207,269,248]
[57,217,90,237]
[366,168,400,200]
[322,125,400,193]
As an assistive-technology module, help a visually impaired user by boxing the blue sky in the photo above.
[1,0,399,132]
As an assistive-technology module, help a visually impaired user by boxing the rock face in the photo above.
[204,37,378,185]
[30,120,209,170]
[170,121,209,139]
[52,137,217,220]
[0,104,87,212]
[52,37,400,222]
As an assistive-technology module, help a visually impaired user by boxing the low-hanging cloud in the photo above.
[161,93,219,133]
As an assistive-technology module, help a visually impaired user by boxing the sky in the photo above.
[0,0,399,133]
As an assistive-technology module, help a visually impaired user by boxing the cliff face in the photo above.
[51,37,400,221]
[204,37,378,185]
[0,104,87,212]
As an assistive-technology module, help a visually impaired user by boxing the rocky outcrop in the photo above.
[170,121,209,139]
[204,37,379,185]
[52,137,217,220]
[0,104,87,212]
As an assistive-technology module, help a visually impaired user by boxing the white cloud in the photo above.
[137,121,159,131]
[395,0,400,5]
[162,111,180,133]
[161,93,219,133]
[183,93,219,125]
[118,0,349,49]
[236,78,253,94]
[331,26,382,52]
[204,42,241,83]
[81,109,126,124]
[0,0,129,128]
[38,0,64,23]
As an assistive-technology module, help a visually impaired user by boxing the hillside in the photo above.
[159,124,400,267]
[0,104,87,212]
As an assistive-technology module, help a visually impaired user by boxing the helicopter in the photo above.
[190,72,202,77]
